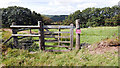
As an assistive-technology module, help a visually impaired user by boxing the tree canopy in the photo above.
[1,5,120,28]
[1,6,43,27]
[63,5,120,27]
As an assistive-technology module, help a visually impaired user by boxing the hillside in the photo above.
[45,15,68,22]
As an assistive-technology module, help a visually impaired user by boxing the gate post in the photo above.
[70,24,74,50]
[12,22,18,48]
[75,19,80,50]
[38,21,45,50]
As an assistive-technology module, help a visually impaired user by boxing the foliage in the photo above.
[63,6,120,27]
[1,6,43,27]
[105,13,120,26]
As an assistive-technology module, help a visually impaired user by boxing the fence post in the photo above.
[70,24,74,50]
[12,22,18,48]
[30,28,32,34]
[58,27,61,46]
[38,21,45,50]
[75,19,80,50]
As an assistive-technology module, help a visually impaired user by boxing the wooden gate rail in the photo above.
[10,21,43,49]
[43,23,74,51]
[3,36,13,45]
[8,20,77,52]
[3,19,81,52]
[12,34,41,37]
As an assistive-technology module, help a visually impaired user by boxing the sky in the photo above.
[0,0,120,15]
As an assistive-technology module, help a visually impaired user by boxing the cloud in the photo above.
[108,0,120,6]
[0,0,19,3]
[0,0,119,15]
[48,0,85,6]
[31,5,75,15]
[77,3,97,10]
[0,0,20,8]
[48,0,61,6]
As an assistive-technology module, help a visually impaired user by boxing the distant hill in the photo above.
[44,15,54,18]
[44,15,68,22]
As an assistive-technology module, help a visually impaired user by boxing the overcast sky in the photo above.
[0,0,119,15]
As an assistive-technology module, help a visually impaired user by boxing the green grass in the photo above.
[1,26,119,66]
[1,49,118,66]
[80,27,118,44]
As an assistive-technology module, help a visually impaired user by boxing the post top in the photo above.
[76,19,80,24]
[76,19,80,21]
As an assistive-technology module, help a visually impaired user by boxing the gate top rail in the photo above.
[10,25,75,29]
[10,21,75,29]
[10,25,40,28]
[10,21,41,28]
[44,25,75,29]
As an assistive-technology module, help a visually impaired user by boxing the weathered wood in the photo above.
[45,34,58,35]
[58,28,61,46]
[39,21,42,50]
[9,21,75,52]
[39,21,45,50]
[44,31,70,34]
[12,34,41,37]
[45,40,58,42]
[45,45,69,48]
[45,49,70,52]
[10,25,40,28]
[45,36,70,38]
[3,36,12,44]
[44,25,72,29]
[12,22,18,48]
[30,28,32,34]
[45,40,70,43]
[70,24,74,50]
[17,28,29,32]
[76,19,80,50]
[19,41,34,43]
[59,41,70,43]
[29,28,32,40]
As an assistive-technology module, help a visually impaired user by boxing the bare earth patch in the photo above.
[89,37,119,54]
[19,31,37,34]
[2,28,12,33]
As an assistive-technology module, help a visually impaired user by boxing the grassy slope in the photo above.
[80,26,118,44]
[0,26,119,66]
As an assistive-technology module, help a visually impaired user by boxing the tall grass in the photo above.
[1,26,119,66]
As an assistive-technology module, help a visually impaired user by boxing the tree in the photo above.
[63,5,120,27]
[2,6,42,27]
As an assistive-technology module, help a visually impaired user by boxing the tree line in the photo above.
[63,5,120,27]
[0,5,120,28]
[1,6,53,28]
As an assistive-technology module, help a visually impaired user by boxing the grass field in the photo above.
[0,26,119,66]
[32,26,118,50]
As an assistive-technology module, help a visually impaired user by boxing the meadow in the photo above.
[0,26,119,66]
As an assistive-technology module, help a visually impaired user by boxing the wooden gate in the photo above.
[8,21,75,52]
[43,22,74,52]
